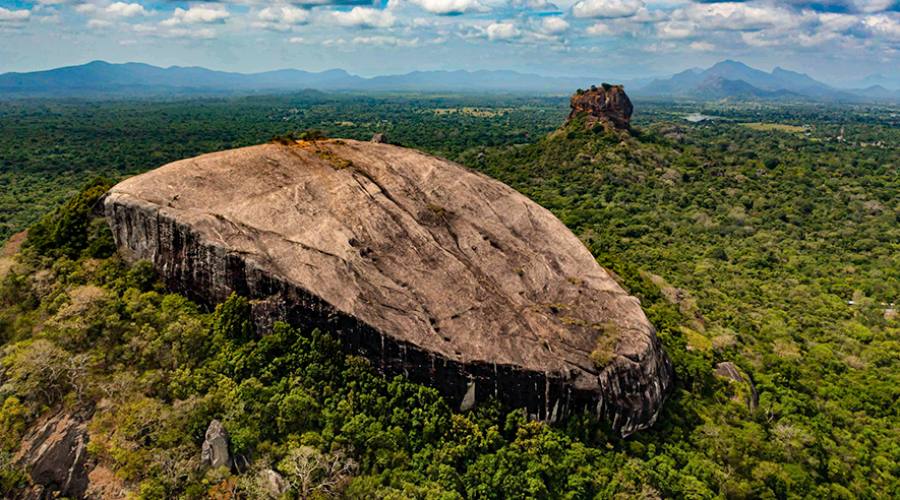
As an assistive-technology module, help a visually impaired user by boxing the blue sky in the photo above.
[1,0,898,84]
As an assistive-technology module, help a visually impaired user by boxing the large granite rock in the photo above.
[104,138,672,435]
[14,412,90,499]
[568,84,633,130]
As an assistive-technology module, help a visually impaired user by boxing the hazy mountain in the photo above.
[0,61,366,95]
[3,60,895,101]
[692,76,802,100]
[844,73,900,91]
[637,60,873,101]
[0,61,605,97]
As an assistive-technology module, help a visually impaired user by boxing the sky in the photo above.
[0,0,898,85]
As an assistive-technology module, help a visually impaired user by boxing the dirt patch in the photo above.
[1,230,27,257]
[86,465,128,499]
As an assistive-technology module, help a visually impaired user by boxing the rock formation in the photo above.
[15,412,90,498]
[568,84,633,130]
[201,420,233,470]
[714,362,759,410]
[104,138,672,435]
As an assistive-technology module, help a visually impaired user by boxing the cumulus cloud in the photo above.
[486,21,521,40]
[104,2,146,18]
[0,7,31,23]
[539,16,569,35]
[853,0,895,13]
[572,0,644,19]
[161,5,230,27]
[405,0,488,15]
[656,20,695,39]
[253,5,309,31]
[671,2,798,32]
[331,7,396,28]
[863,12,900,40]
[689,40,715,51]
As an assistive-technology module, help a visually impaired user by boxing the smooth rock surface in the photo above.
[104,139,672,435]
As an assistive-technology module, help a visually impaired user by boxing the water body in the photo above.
[685,112,716,123]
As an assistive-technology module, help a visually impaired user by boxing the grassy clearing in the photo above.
[741,122,808,133]
[432,107,510,118]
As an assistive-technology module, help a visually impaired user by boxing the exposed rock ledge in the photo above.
[104,139,672,435]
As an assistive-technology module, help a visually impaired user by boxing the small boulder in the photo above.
[201,420,233,470]
[258,468,289,498]
[14,412,90,498]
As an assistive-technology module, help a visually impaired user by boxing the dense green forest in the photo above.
[0,94,897,498]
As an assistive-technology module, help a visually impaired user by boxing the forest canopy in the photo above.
[0,94,897,498]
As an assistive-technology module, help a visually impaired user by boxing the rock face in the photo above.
[104,138,672,435]
[714,362,759,410]
[568,84,633,130]
[201,420,233,470]
[14,412,90,499]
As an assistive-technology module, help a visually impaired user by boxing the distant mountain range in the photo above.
[634,60,899,102]
[1,59,897,102]
[0,60,594,97]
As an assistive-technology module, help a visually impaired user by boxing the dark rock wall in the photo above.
[106,199,672,436]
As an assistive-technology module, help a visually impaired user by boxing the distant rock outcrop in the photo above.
[104,138,672,435]
[568,84,633,130]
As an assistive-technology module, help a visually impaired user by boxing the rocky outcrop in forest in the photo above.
[14,412,90,499]
[568,84,633,130]
[103,138,672,435]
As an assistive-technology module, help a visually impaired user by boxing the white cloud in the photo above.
[539,16,569,35]
[572,0,644,19]
[656,20,694,39]
[511,0,558,9]
[289,36,305,43]
[864,13,900,40]
[688,40,714,51]
[75,4,98,15]
[672,2,796,32]
[585,22,615,36]
[161,6,229,27]
[405,0,488,15]
[87,18,112,28]
[165,27,216,39]
[817,12,861,33]
[331,7,395,28]
[0,6,31,23]
[853,0,894,13]
[353,35,421,46]
[105,2,146,18]
[486,21,520,40]
[253,5,309,31]
[131,19,218,39]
